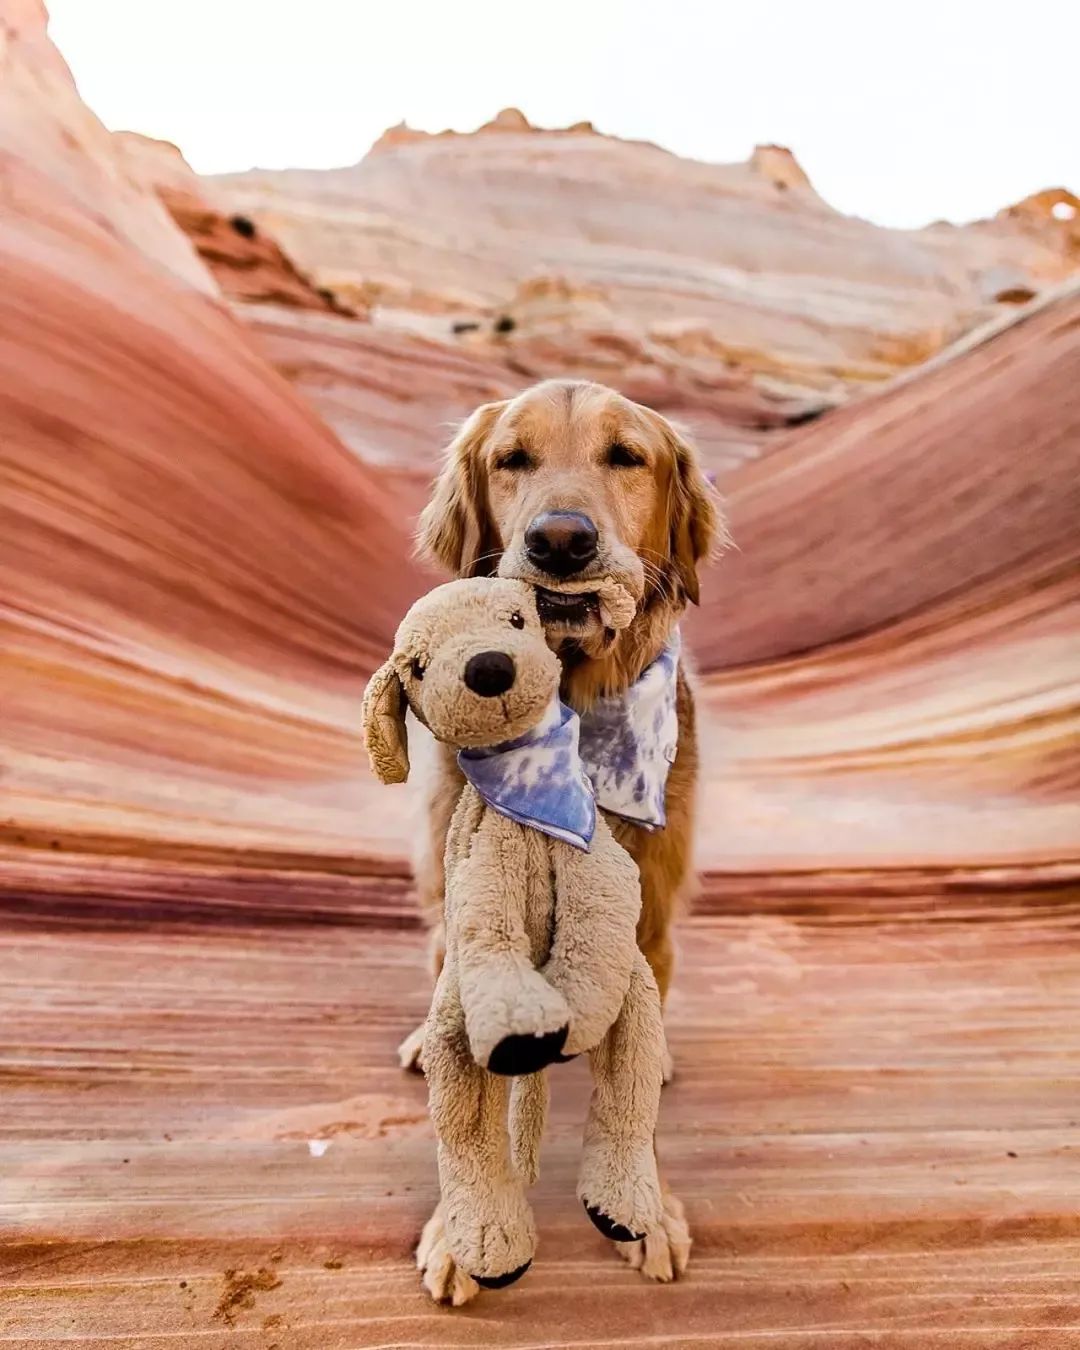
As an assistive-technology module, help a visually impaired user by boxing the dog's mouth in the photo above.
[535,587,597,628]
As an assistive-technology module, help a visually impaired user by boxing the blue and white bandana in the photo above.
[458,696,597,851]
[579,635,680,832]
[457,637,680,851]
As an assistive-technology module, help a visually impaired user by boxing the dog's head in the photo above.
[416,381,722,644]
[361,577,561,783]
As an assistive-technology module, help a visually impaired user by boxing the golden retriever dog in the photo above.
[405,378,721,1299]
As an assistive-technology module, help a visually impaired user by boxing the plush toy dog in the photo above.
[362,577,665,1292]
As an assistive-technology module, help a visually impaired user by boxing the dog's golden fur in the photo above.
[414,379,722,1005]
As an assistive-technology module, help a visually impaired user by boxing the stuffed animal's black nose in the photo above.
[464,650,516,697]
[524,511,598,577]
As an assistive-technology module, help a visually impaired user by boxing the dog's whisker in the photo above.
[639,555,678,603]
[467,547,506,575]
[637,557,673,603]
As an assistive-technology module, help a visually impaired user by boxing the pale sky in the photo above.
[49,0,1078,230]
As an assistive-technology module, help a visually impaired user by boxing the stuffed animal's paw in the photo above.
[397,1020,426,1073]
[614,1189,692,1282]
[447,1213,535,1291]
[488,1024,569,1076]
[579,1135,663,1244]
[584,1200,645,1243]
[472,1259,532,1289]
[416,1205,480,1306]
[594,577,637,630]
[466,970,572,1074]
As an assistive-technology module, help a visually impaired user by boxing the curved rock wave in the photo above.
[1,4,1077,909]
[0,5,420,872]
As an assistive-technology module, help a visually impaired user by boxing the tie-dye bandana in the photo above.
[457,636,680,851]
[578,635,680,831]
[458,696,597,851]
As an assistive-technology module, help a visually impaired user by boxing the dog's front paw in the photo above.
[416,1205,480,1306]
[615,1189,691,1282]
[397,1020,427,1074]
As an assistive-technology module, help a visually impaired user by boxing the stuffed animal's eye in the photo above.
[606,442,644,468]
[410,658,426,681]
[496,446,533,471]
[509,611,525,629]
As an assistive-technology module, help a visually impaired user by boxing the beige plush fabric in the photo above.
[362,577,665,1292]
[547,575,637,655]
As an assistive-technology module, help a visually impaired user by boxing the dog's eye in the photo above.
[509,611,525,629]
[606,442,644,468]
[496,447,533,471]
[410,658,426,681]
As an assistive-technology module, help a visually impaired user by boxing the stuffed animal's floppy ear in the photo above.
[416,401,506,576]
[361,659,409,784]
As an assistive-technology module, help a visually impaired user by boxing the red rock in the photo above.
[114,132,359,314]
[688,284,1080,881]
[0,0,210,293]
[0,2,418,867]
[159,188,359,314]
[3,8,1080,1344]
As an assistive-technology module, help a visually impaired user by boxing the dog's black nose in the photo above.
[464,650,516,697]
[524,511,598,577]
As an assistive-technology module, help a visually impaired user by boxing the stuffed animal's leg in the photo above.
[543,822,642,1056]
[578,952,665,1242]
[509,1070,548,1187]
[424,979,536,1289]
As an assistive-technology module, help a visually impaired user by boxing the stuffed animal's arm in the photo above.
[546,576,636,630]
[447,798,572,1072]
[548,576,637,657]
[542,821,642,1057]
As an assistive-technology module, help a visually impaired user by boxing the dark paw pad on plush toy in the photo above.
[584,1201,646,1243]
[473,1259,532,1289]
[487,1025,569,1077]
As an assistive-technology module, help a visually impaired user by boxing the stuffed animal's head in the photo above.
[362,577,561,783]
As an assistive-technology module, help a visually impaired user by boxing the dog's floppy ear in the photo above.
[417,401,506,576]
[361,659,409,784]
[649,411,728,605]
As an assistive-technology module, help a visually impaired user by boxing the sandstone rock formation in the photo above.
[0,0,210,293]
[691,283,1080,885]
[115,132,359,314]
[3,0,1078,889]
[0,0,418,870]
[212,107,1079,405]
[5,5,1080,1345]
[122,130,820,472]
